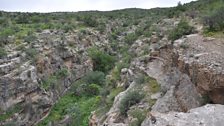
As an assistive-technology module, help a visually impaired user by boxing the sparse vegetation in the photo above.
[88,48,115,73]
[119,90,144,116]
[148,77,160,94]
[135,74,147,85]
[129,109,147,126]
[41,68,69,90]
[38,93,101,126]
[24,33,37,43]
[203,7,224,32]
[168,19,194,41]
[0,104,22,122]
[0,47,7,58]
[25,48,38,60]
[55,68,69,79]
[72,71,105,96]
[83,71,105,86]
[124,33,138,45]
[42,75,57,90]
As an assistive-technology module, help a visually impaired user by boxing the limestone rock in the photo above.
[152,86,182,113]
[142,104,224,126]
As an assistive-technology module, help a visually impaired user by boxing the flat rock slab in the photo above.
[142,104,224,126]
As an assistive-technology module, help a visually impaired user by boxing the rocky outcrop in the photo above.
[142,104,224,126]
[140,33,224,126]
[173,34,224,104]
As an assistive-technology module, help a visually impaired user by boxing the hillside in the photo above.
[0,0,224,126]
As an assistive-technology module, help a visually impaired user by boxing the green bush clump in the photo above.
[135,74,146,85]
[75,83,101,96]
[149,77,160,93]
[86,84,101,96]
[168,20,194,41]
[203,7,224,32]
[78,15,98,27]
[88,48,115,73]
[0,35,9,45]
[119,90,144,116]
[73,71,105,96]
[124,33,138,45]
[55,68,69,79]
[61,24,76,32]
[42,75,57,90]
[129,109,147,126]
[65,105,82,126]
[96,22,106,33]
[25,48,37,60]
[0,47,7,58]
[24,34,37,43]
[83,71,105,86]
[15,15,29,24]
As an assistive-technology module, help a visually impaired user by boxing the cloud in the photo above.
[0,0,197,12]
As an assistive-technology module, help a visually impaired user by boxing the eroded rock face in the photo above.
[173,34,224,104]
[132,53,204,113]
[140,33,224,126]
[0,29,104,125]
[142,104,224,126]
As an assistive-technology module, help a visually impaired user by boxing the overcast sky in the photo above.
[0,0,197,12]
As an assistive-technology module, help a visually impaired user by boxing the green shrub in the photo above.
[203,7,224,32]
[15,15,29,24]
[24,34,37,43]
[149,77,160,93]
[0,28,15,37]
[96,22,106,33]
[119,90,144,116]
[62,24,75,32]
[0,35,9,45]
[168,20,194,41]
[86,84,101,96]
[74,83,101,96]
[124,33,138,45]
[42,76,57,90]
[65,105,82,126]
[88,48,115,73]
[55,68,69,79]
[0,47,7,58]
[80,15,98,27]
[83,71,105,86]
[106,87,124,106]
[176,1,186,12]
[74,71,105,96]
[25,48,37,60]
[129,109,147,126]
[135,74,146,85]
[135,28,144,36]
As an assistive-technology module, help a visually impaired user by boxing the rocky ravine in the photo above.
[98,19,224,126]
[0,14,224,126]
[0,29,108,125]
